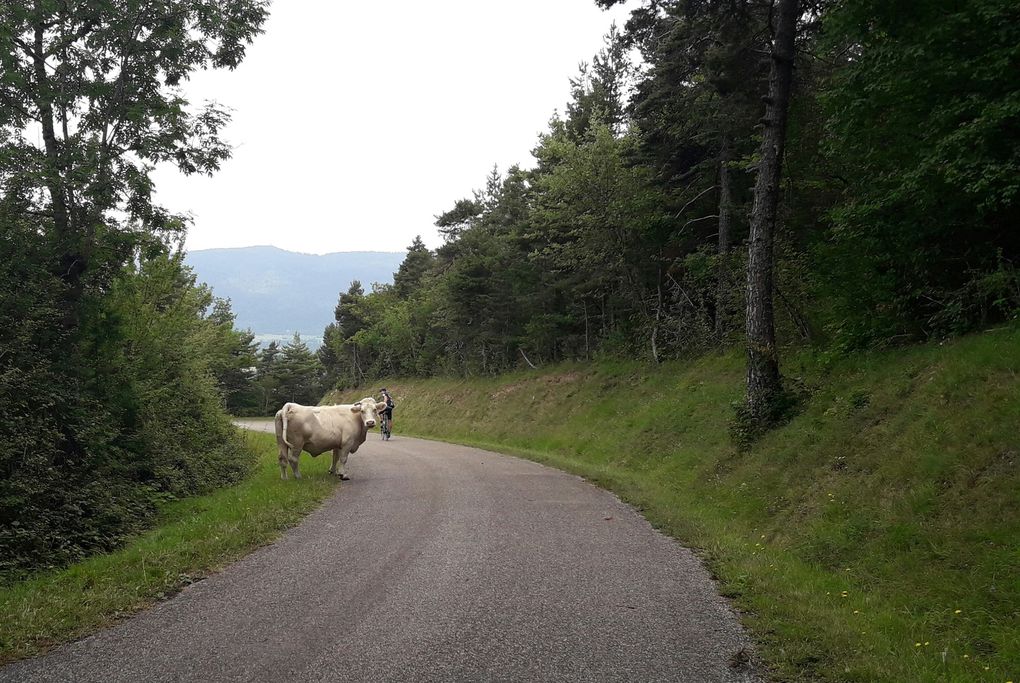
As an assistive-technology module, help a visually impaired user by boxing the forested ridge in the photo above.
[318,0,1020,429]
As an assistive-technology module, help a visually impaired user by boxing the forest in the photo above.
[2,0,1018,578]
[318,0,1019,433]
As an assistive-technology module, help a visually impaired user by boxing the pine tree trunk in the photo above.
[745,0,798,421]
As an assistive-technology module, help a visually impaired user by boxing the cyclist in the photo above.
[379,388,395,440]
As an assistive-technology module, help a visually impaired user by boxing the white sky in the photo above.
[152,0,635,255]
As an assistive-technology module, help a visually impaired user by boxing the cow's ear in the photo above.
[375,401,387,411]
[350,402,363,413]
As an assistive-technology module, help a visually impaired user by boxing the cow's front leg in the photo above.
[337,446,351,480]
[289,446,302,479]
[329,448,339,476]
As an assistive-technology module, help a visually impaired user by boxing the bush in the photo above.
[0,250,255,578]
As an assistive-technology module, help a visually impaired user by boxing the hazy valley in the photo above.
[184,245,403,347]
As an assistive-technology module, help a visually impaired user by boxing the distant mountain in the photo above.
[185,246,404,344]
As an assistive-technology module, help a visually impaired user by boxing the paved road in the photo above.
[2,424,759,682]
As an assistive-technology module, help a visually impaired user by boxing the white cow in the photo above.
[275,398,384,480]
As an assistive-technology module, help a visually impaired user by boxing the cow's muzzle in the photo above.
[365,419,376,428]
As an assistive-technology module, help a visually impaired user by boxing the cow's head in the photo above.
[350,397,382,428]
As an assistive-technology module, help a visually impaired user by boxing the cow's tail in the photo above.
[281,403,293,448]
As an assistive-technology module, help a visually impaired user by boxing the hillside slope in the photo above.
[184,246,403,337]
[329,327,1020,682]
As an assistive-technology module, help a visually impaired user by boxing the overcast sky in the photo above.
[152,0,635,256]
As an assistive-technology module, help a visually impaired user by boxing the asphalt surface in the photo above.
[2,422,760,682]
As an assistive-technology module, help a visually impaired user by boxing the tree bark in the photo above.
[32,19,69,241]
[745,0,798,421]
[33,12,87,328]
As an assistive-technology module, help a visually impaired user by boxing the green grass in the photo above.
[0,431,337,665]
[330,327,1020,682]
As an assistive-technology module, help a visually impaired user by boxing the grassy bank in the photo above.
[0,431,337,664]
[330,327,1019,682]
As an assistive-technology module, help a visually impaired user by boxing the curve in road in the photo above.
[2,425,759,682]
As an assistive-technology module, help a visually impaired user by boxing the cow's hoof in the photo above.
[339,474,350,481]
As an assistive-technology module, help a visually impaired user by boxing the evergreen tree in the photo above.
[744,0,799,424]
[336,282,367,338]
[276,334,322,406]
[435,199,483,242]
[564,25,631,142]
[255,341,282,415]
[393,236,435,299]
[204,298,259,415]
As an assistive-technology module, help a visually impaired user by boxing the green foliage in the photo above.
[659,246,742,353]
[328,0,1019,404]
[819,0,1020,345]
[563,24,631,141]
[532,124,667,319]
[0,252,255,576]
[320,0,1020,385]
[392,236,434,300]
[246,335,326,415]
[275,334,324,406]
[321,123,677,382]
[0,1,267,574]
[203,299,260,415]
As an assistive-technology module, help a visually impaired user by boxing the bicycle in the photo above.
[379,388,395,440]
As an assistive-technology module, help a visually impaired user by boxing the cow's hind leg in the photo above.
[278,444,289,480]
[289,446,302,479]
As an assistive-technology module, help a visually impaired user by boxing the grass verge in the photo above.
[329,326,1019,682]
[0,431,337,665]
